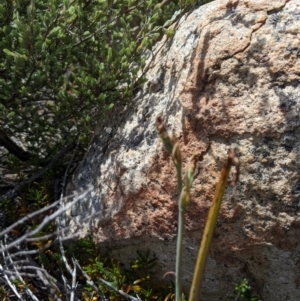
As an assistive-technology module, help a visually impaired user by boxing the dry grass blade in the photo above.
[189,149,239,301]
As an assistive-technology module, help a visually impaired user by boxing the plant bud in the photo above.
[156,114,173,153]
[186,152,199,188]
[172,142,182,168]
[179,186,190,211]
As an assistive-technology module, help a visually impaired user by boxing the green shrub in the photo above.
[0,0,197,170]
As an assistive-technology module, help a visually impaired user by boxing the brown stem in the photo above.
[0,129,33,162]
[1,140,77,201]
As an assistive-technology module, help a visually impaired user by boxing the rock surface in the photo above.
[67,0,300,300]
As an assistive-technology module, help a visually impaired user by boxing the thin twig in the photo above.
[4,243,39,301]
[99,278,142,301]
[74,259,109,301]
[1,236,64,300]
[0,186,93,253]
[70,258,78,301]
[0,200,60,238]
[0,263,24,300]
[6,265,53,273]
[0,240,25,301]
[55,140,79,300]
[1,271,37,277]
[0,187,89,238]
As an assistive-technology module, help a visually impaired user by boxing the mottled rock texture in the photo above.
[67,0,300,300]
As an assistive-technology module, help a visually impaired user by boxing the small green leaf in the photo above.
[3,49,27,60]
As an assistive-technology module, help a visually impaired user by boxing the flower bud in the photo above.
[172,142,182,168]
[186,152,199,188]
[156,114,173,153]
[179,186,190,212]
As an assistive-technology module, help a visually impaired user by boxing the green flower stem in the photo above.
[175,164,183,301]
[176,164,183,196]
[175,152,198,301]
[176,206,185,301]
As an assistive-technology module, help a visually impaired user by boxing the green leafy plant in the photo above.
[80,248,174,301]
[232,279,262,301]
[0,285,9,301]
[34,236,176,301]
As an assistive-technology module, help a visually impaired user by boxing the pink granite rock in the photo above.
[68,0,300,299]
